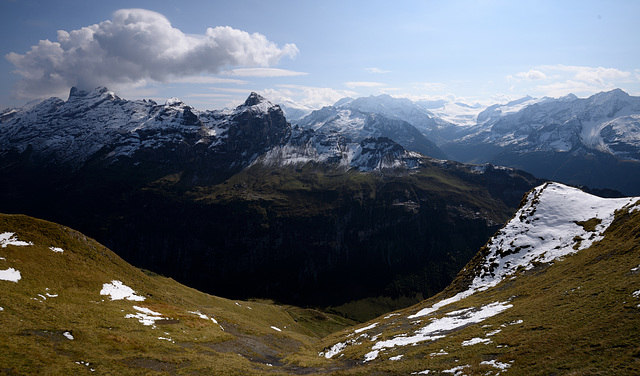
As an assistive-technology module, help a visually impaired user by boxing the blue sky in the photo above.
[1,0,639,110]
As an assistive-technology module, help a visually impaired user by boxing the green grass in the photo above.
[0,214,353,375]
[5,181,637,374]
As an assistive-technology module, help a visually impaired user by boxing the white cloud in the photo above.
[345,81,386,88]
[365,67,391,74]
[508,65,637,98]
[5,8,298,99]
[516,69,547,80]
[222,68,308,77]
[261,85,357,109]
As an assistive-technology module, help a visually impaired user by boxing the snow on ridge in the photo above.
[471,182,639,290]
[100,280,145,301]
[0,232,33,248]
[410,182,640,320]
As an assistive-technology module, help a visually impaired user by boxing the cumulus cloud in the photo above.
[516,69,547,80]
[6,8,298,99]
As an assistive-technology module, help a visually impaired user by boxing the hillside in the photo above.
[315,183,640,374]
[4,184,640,375]
[0,213,355,375]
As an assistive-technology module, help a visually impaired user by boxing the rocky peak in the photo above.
[242,92,268,107]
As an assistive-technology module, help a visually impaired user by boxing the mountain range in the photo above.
[0,87,542,319]
[290,89,640,196]
[2,181,639,374]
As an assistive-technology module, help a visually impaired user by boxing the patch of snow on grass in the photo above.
[189,310,224,330]
[461,337,492,346]
[364,350,379,362]
[0,232,33,248]
[49,246,64,253]
[63,331,74,340]
[320,342,347,359]
[389,355,403,361]
[0,268,21,282]
[372,301,512,352]
[75,361,95,372]
[430,349,448,356]
[125,306,164,327]
[100,280,145,301]
[354,322,378,334]
[632,290,640,298]
[480,359,512,370]
[271,326,282,332]
[0,307,4,311]
[442,365,470,375]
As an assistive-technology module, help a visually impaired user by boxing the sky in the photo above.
[1,0,639,110]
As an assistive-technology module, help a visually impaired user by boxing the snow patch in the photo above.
[63,331,74,340]
[443,365,470,375]
[100,280,145,301]
[0,268,21,282]
[320,342,347,359]
[481,359,512,370]
[461,337,492,346]
[373,301,512,352]
[0,232,33,248]
[389,355,403,361]
[364,350,379,362]
[49,246,64,253]
[125,306,164,327]
[271,326,282,332]
[354,322,378,334]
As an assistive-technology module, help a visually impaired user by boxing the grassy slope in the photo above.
[3,195,640,374]
[313,199,640,375]
[0,214,354,375]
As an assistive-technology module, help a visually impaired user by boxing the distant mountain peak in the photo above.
[242,92,268,107]
[68,86,113,99]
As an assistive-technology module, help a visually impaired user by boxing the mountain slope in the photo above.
[0,213,355,375]
[316,182,640,374]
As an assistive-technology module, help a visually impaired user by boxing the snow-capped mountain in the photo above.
[441,89,640,195]
[257,127,422,172]
[0,88,290,183]
[296,98,448,159]
[452,89,640,156]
